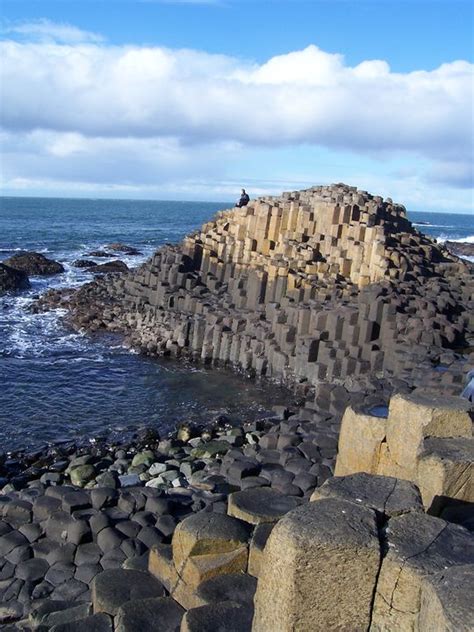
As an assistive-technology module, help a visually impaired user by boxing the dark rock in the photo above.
[87,261,129,275]
[115,596,184,632]
[72,259,97,268]
[182,601,253,632]
[15,558,49,582]
[4,252,64,276]
[0,263,30,295]
[196,573,257,606]
[106,243,142,255]
[50,612,113,632]
[91,569,165,615]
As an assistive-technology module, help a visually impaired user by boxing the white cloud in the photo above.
[0,28,472,201]
[2,19,105,44]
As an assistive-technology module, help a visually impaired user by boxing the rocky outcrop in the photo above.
[40,184,472,401]
[445,241,474,258]
[0,263,30,294]
[4,252,64,276]
[86,261,129,275]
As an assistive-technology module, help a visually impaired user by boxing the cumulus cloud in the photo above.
[0,26,472,200]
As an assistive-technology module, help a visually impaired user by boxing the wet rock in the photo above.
[72,259,97,268]
[106,243,142,255]
[4,252,64,276]
[0,263,30,295]
[87,261,129,275]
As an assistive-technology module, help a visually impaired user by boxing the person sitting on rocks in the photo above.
[236,188,250,207]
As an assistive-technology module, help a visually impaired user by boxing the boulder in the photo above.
[419,564,474,631]
[227,488,301,525]
[4,251,64,275]
[91,569,165,615]
[310,472,423,517]
[334,406,387,476]
[372,512,474,630]
[416,436,474,514]
[0,263,30,294]
[253,498,381,632]
[115,596,184,632]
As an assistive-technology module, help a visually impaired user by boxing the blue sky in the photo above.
[1,0,473,212]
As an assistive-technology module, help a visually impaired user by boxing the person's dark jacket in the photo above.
[237,193,250,207]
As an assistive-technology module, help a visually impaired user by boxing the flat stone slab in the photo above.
[227,488,301,524]
[181,601,253,632]
[91,569,165,615]
[50,613,113,632]
[196,573,257,606]
[115,596,184,632]
[310,472,423,517]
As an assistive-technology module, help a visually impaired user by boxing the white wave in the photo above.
[434,234,474,244]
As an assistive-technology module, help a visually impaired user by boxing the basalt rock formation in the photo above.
[37,184,473,398]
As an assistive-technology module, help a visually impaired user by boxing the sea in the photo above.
[0,198,473,452]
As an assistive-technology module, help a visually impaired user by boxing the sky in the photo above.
[0,0,473,213]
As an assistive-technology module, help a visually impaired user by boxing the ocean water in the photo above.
[0,198,472,451]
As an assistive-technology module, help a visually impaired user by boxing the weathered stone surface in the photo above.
[115,596,184,632]
[248,524,274,578]
[196,572,257,606]
[50,612,113,632]
[253,498,380,632]
[417,436,474,514]
[419,564,474,631]
[91,569,165,615]
[148,544,178,592]
[172,512,249,573]
[372,512,474,630]
[334,406,387,476]
[310,472,423,517]
[383,392,473,480]
[228,488,301,525]
[181,601,253,632]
